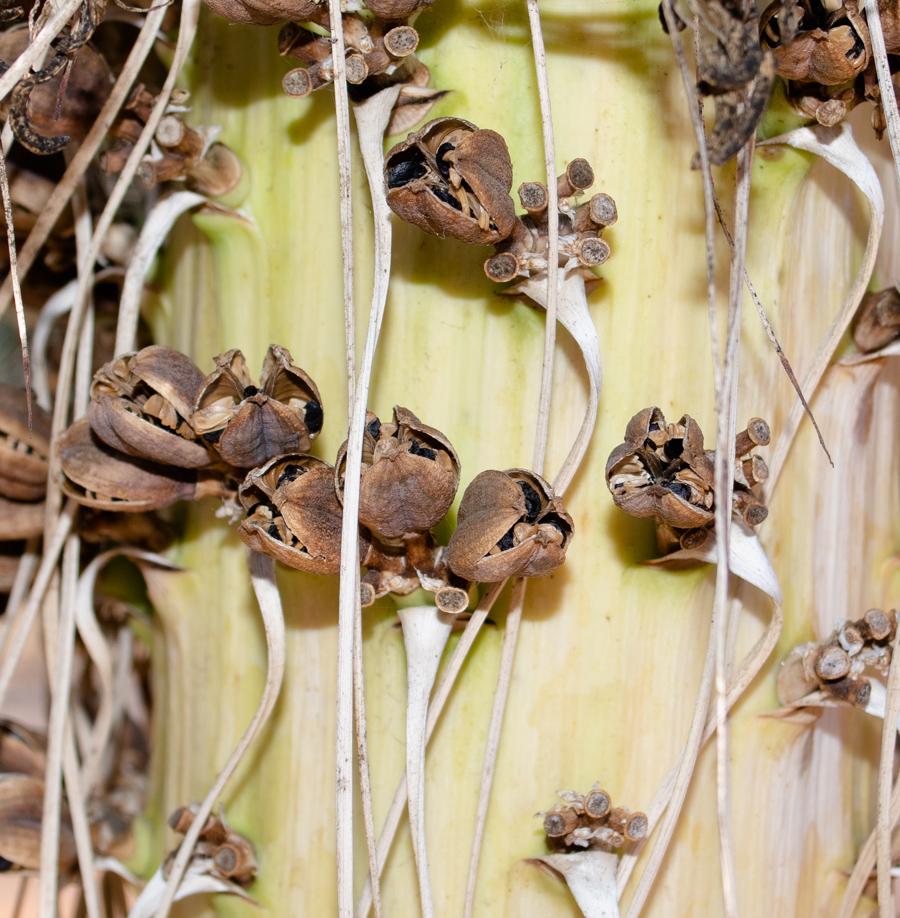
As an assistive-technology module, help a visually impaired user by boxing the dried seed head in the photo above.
[194,345,323,470]
[385,117,516,246]
[239,454,358,575]
[59,418,198,512]
[337,406,460,541]
[445,468,573,582]
[364,0,431,18]
[0,382,51,502]
[853,287,900,353]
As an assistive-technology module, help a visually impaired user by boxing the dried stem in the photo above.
[864,0,900,201]
[877,626,900,916]
[0,538,38,662]
[153,549,286,918]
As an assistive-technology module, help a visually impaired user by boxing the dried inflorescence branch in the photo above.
[166,806,257,887]
[537,784,648,852]
[444,468,573,581]
[101,85,242,197]
[777,608,897,709]
[853,286,900,353]
[605,407,769,555]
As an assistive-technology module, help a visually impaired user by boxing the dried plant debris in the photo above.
[166,806,257,887]
[853,285,900,352]
[537,784,648,852]
[0,1,109,154]
[606,407,769,555]
[777,608,896,709]
[758,0,900,129]
[102,86,242,197]
[445,468,573,582]
[662,0,774,163]
[385,117,516,246]
[0,773,76,872]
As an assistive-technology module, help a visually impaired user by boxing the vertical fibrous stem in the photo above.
[877,627,900,916]
[864,0,900,199]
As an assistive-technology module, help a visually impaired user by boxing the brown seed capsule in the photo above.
[194,345,323,470]
[445,468,573,582]
[814,645,851,681]
[336,406,460,541]
[364,0,430,19]
[0,774,76,871]
[385,117,516,246]
[0,382,52,501]
[0,721,46,777]
[543,808,580,838]
[584,787,610,819]
[59,419,199,512]
[239,454,359,576]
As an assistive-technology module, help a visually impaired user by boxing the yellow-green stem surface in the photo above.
[138,2,898,915]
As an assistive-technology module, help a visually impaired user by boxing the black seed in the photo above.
[664,481,691,501]
[202,428,223,444]
[648,421,661,431]
[543,514,569,543]
[436,142,454,180]
[304,399,323,435]
[267,523,282,541]
[431,186,463,212]
[408,440,436,461]
[498,528,515,552]
[663,438,683,461]
[243,385,259,397]
[246,502,266,518]
[518,480,542,523]
[643,438,656,450]
[846,25,865,60]
[367,416,381,438]
[277,464,303,488]
[0,855,11,871]
[388,159,427,189]
[175,411,187,428]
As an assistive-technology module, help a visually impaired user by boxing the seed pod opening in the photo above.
[445,468,573,582]
[385,117,516,245]
[194,345,323,470]
[336,405,460,541]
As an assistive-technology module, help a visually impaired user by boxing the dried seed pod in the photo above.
[0,721,46,777]
[239,454,360,575]
[385,117,516,245]
[203,0,323,25]
[445,468,573,582]
[606,407,715,531]
[0,774,76,871]
[337,406,460,541]
[364,0,430,18]
[853,287,900,353]
[89,347,211,470]
[59,419,198,512]
[0,383,51,501]
[194,345,323,470]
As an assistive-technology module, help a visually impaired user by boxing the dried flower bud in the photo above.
[59,418,198,512]
[194,345,323,470]
[0,382,51,501]
[606,407,715,531]
[445,468,573,582]
[239,454,361,575]
[853,287,900,353]
[385,117,516,246]
[89,347,211,470]
[337,406,460,541]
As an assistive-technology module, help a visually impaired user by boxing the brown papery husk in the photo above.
[239,517,340,575]
[0,382,51,499]
[217,396,312,469]
[0,381,51,444]
[88,397,213,469]
[58,418,197,511]
[0,495,44,540]
[0,445,48,501]
[238,452,328,505]
[204,0,322,24]
[0,30,112,139]
[0,721,46,777]
[128,346,208,422]
[0,775,76,871]
[261,344,322,431]
[275,465,347,563]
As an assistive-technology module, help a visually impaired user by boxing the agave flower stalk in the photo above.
[93,1,900,916]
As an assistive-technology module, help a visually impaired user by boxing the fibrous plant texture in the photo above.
[4,0,900,917]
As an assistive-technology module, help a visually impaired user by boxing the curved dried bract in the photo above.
[0,774,76,871]
[853,286,900,353]
[445,468,573,582]
[0,720,46,777]
[194,345,323,470]
[385,117,516,245]
[59,418,197,512]
[336,406,461,541]
[0,382,51,501]
[239,454,359,575]
[89,346,211,469]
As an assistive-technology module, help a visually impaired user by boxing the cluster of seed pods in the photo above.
[538,784,648,852]
[57,344,575,613]
[166,806,257,887]
[385,117,617,284]
[605,407,770,555]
